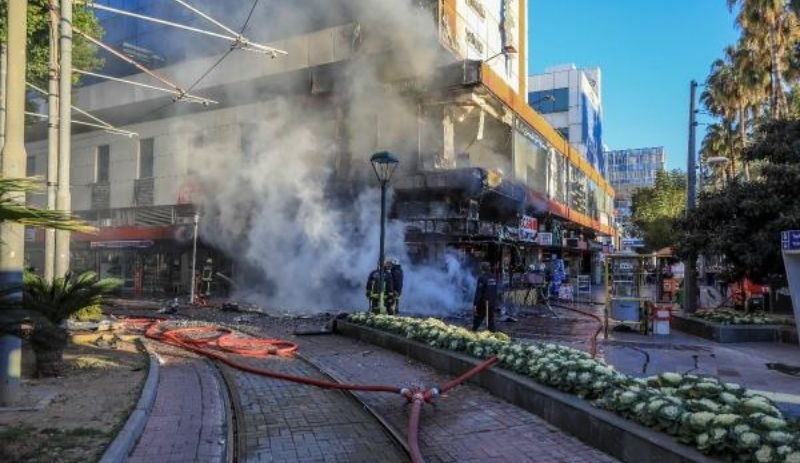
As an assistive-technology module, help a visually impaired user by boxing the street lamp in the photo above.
[189,212,199,304]
[706,156,730,189]
[370,151,399,314]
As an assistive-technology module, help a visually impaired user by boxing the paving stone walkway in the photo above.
[222,355,406,463]
[127,344,227,463]
[276,331,619,463]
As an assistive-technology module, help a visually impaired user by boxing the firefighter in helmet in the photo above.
[201,257,214,300]
[365,259,395,314]
[388,257,403,314]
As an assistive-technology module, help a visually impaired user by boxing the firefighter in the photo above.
[202,258,214,300]
[472,261,500,332]
[365,260,395,314]
[389,257,403,314]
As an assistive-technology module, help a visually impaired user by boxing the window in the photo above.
[26,156,36,177]
[139,138,154,178]
[96,145,110,183]
[556,127,569,141]
[529,88,569,114]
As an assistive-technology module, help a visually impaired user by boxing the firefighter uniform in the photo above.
[365,266,395,314]
[389,260,403,314]
[472,268,500,331]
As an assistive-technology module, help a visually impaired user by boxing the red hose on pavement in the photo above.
[121,317,498,462]
[552,303,603,358]
[407,397,425,463]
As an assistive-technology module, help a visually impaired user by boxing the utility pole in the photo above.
[189,212,199,304]
[684,80,698,313]
[0,43,7,152]
[55,0,72,276]
[0,0,29,406]
[45,2,59,281]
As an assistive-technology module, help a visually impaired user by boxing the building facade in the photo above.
[25,1,615,298]
[527,64,605,177]
[606,146,666,227]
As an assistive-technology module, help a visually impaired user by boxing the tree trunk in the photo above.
[737,103,750,181]
[769,23,787,119]
[29,322,68,378]
[34,345,65,378]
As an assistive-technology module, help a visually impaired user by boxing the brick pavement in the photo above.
[285,332,619,463]
[127,345,227,463]
[223,355,407,463]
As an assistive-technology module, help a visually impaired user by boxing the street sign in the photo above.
[781,230,800,251]
[621,237,645,248]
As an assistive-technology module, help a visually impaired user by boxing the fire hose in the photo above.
[549,302,603,358]
[122,317,497,463]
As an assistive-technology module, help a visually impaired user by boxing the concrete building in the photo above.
[25,1,614,296]
[606,146,666,227]
[527,64,605,176]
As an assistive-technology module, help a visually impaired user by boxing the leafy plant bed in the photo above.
[694,310,778,325]
[347,314,800,463]
[672,313,797,345]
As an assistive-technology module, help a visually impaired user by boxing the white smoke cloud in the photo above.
[183,0,476,315]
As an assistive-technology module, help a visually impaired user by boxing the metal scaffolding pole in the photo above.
[25,112,138,138]
[45,2,59,282]
[0,0,29,407]
[80,1,286,56]
[55,0,72,276]
[26,82,138,136]
[72,69,217,105]
[169,0,287,56]
[0,43,7,152]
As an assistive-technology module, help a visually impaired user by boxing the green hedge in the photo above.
[348,313,800,463]
[693,310,776,325]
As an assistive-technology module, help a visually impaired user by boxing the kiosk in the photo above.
[604,251,651,338]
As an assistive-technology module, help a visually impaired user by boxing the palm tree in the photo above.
[20,271,120,377]
[0,177,96,378]
[0,177,92,230]
[727,0,799,119]
[702,60,740,176]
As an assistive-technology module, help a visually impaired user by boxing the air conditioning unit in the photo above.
[566,238,580,248]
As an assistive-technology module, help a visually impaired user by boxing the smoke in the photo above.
[183,0,476,315]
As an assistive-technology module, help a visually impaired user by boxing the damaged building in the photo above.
[23,0,614,303]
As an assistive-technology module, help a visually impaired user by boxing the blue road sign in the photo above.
[781,230,800,251]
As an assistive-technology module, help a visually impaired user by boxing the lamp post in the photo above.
[189,212,199,304]
[370,151,399,314]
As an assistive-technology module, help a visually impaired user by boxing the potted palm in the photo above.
[21,271,121,377]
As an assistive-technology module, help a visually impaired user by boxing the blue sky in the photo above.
[527,1,739,170]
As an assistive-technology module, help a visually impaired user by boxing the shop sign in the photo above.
[538,232,553,246]
[519,215,538,242]
[621,237,645,248]
[500,225,519,241]
[781,230,800,251]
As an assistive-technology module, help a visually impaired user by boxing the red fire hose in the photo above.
[122,317,498,462]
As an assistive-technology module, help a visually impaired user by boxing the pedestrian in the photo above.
[472,262,500,332]
[390,257,403,314]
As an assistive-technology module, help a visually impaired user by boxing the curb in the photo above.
[99,340,160,463]
[336,320,720,463]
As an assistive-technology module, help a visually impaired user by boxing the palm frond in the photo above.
[22,271,122,324]
[0,177,95,232]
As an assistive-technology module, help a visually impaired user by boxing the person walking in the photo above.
[472,262,500,332]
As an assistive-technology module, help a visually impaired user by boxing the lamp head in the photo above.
[370,151,400,183]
